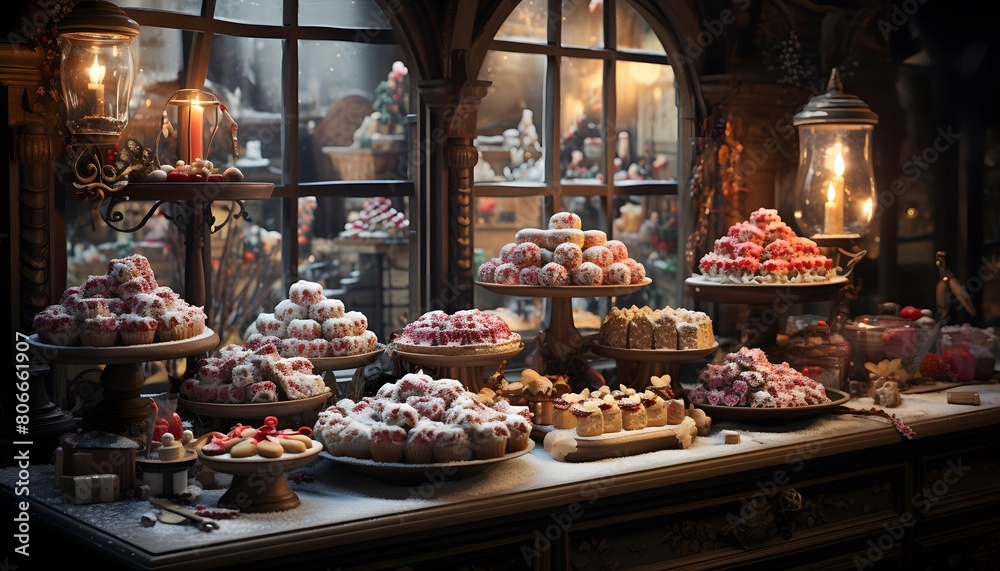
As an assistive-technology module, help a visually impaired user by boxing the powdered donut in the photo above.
[549,212,582,230]
[518,265,541,285]
[288,318,321,340]
[570,262,605,286]
[553,242,584,269]
[322,317,353,340]
[545,228,585,250]
[289,280,324,307]
[622,258,646,284]
[511,242,542,268]
[477,258,501,283]
[499,242,518,264]
[275,299,308,324]
[494,262,520,285]
[604,262,632,285]
[538,262,569,286]
[344,311,368,336]
[255,313,287,338]
[604,240,629,262]
[514,228,547,247]
[583,229,608,249]
[582,246,614,269]
[359,329,378,351]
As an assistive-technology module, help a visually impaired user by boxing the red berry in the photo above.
[169,412,183,439]
[900,306,922,320]
[189,173,205,183]
[152,417,170,441]
[166,170,190,182]
[919,353,950,380]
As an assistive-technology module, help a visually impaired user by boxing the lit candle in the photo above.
[863,197,873,222]
[189,97,204,162]
[824,182,844,235]
[88,54,106,114]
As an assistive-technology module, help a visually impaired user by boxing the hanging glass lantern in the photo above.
[58,0,140,141]
[793,68,878,240]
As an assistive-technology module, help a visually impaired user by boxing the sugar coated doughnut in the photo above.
[494,262,521,285]
[322,317,353,340]
[553,242,584,269]
[511,242,542,268]
[604,240,629,262]
[623,258,646,284]
[549,212,582,230]
[538,262,569,286]
[289,280,324,307]
[309,298,345,321]
[477,258,501,283]
[499,242,518,264]
[275,299,308,323]
[545,228,585,250]
[604,262,632,285]
[288,318,321,340]
[514,228,546,247]
[518,266,541,285]
[582,246,614,269]
[345,310,369,335]
[583,230,608,249]
[570,262,605,286]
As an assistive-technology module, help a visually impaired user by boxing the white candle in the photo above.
[88,54,106,114]
[824,182,843,235]
[189,98,204,162]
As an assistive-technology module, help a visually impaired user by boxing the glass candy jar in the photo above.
[785,324,851,392]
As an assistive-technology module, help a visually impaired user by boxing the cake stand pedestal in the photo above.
[391,343,525,393]
[196,440,322,512]
[28,330,219,448]
[589,343,719,397]
[476,280,651,388]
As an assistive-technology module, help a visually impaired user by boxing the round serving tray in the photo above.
[692,388,851,423]
[197,439,322,472]
[309,345,386,371]
[684,275,847,304]
[27,328,219,364]
[179,392,331,419]
[324,439,534,485]
[590,342,719,362]
[476,277,652,299]
[197,440,323,512]
[392,342,525,368]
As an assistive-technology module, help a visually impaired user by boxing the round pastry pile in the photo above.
[180,340,330,403]
[552,384,680,437]
[698,208,833,284]
[314,372,533,463]
[32,254,205,347]
[688,347,829,408]
[393,309,521,355]
[477,211,647,287]
[249,280,377,358]
[201,417,316,459]
[340,196,410,239]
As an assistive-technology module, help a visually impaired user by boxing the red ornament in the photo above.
[243,251,256,263]
[900,306,922,320]
[919,353,950,381]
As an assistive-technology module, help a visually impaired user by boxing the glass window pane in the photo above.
[616,1,666,54]
[300,41,410,182]
[560,56,604,183]
[476,51,546,183]
[123,25,185,150]
[495,0,548,44]
[615,62,678,182]
[206,34,283,183]
[299,0,393,28]
[302,196,412,342]
[611,195,680,309]
[561,0,603,48]
[214,0,283,25]
[113,0,202,15]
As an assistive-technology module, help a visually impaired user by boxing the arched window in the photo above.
[65,0,416,350]
[474,0,687,346]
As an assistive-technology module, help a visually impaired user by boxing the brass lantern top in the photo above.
[792,68,879,127]
[58,0,140,40]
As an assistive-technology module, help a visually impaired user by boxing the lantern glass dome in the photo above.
[793,69,878,240]
[58,1,140,141]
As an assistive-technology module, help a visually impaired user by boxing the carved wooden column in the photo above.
[445,137,480,310]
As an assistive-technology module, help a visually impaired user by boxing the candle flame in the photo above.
[834,152,845,177]
[89,54,105,84]
[863,198,873,219]
[827,181,836,202]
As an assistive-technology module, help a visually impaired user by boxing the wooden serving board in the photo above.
[536,417,698,462]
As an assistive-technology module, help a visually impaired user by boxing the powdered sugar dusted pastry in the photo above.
[275,299,308,323]
[538,262,569,286]
[478,258,502,283]
[553,242,584,269]
[309,298,345,321]
[255,313,286,338]
[572,401,604,437]
[518,265,541,285]
[549,211,582,230]
[511,242,542,268]
[514,228,547,247]
[604,262,632,285]
[570,262,604,286]
[545,228,586,250]
[287,318,321,340]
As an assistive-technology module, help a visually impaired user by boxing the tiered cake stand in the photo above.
[28,329,219,448]
[476,279,651,385]
[391,343,525,393]
[589,342,719,396]
[684,275,848,356]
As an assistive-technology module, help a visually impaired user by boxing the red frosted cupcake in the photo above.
[404,420,439,463]
[79,315,120,347]
[32,305,79,346]
[471,420,510,459]
[369,422,407,463]
[118,314,158,345]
